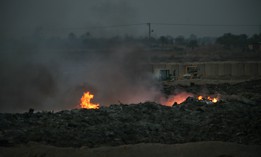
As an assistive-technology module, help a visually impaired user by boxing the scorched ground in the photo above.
[0,79,260,148]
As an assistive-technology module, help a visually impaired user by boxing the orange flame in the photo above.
[198,95,203,100]
[161,92,193,106]
[207,96,218,103]
[212,98,218,103]
[197,95,218,103]
[80,91,100,109]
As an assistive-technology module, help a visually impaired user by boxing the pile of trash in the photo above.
[0,99,260,148]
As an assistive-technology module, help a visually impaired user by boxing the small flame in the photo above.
[197,95,218,103]
[207,96,218,103]
[212,98,218,103]
[80,91,100,109]
[198,95,203,100]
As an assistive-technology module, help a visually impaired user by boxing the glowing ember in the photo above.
[197,95,218,103]
[161,92,194,106]
[198,95,203,100]
[80,91,100,109]
[212,98,218,103]
[207,96,218,103]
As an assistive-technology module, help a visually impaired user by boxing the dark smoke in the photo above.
[0,0,160,112]
[0,38,161,112]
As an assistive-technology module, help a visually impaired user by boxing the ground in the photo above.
[1,141,261,157]
[0,79,261,156]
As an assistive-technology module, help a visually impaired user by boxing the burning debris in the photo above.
[0,100,260,148]
[79,91,220,110]
[160,92,193,106]
[80,91,100,109]
[161,93,220,107]
[196,95,219,104]
[0,80,260,148]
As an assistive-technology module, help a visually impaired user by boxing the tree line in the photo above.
[1,31,260,51]
[216,33,261,50]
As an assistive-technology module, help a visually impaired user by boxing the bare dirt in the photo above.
[1,141,261,157]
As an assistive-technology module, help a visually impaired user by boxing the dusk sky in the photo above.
[1,0,261,37]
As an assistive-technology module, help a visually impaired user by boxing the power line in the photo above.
[38,22,260,39]
[44,23,147,31]
[19,23,260,32]
[152,23,260,27]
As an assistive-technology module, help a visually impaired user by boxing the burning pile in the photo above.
[80,91,99,109]
[79,91,220,110]
[197,95,218,104]
[161,93,220,107]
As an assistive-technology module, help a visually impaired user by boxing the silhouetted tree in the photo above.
[159,36,167,47]
[216,33,233,49]
[237,34,248,50]
[68,32,77,41]
[189,34,197,41]
[216,33,248,50]
[175,35,185,45]
[248,33,261,43]
[80,32,91,40]
[187,40,198,49]
[80,32,92,47]
[248,33,261,51]
[159,36,174,48]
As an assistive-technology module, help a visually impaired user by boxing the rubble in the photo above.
[0,80,261,148]
[0,101,260,148]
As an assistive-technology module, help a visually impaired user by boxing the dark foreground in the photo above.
[0,100,261,148]
[1,141,261,157]
[0,80,261,149]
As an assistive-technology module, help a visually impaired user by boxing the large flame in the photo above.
[80,91,100,109]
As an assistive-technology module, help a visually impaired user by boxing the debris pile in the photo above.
[0,100,260,148]
[0,79,260,148]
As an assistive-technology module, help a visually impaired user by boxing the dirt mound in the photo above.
[0,100,260,148]
[0,80,260,148]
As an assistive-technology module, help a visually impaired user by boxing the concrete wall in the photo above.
[245,63,258,77]
[205,63,219,78]
[152,61,261,80]
[231,63,245,78]
[218,63,231,78]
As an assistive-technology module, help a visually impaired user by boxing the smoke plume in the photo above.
[0,0,161,112]
[0,40,161,112]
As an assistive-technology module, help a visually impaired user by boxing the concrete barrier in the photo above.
[218,63,231,77]
[245,63,258,76]
[152,61,261,81]
[231,63,245,77]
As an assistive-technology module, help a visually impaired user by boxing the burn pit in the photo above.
[79,90,221,110]
[179,95,221,106]
[80,91,100,109]
[160,93,221,108]
[196,95,218,104]
[0,80,261,148]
